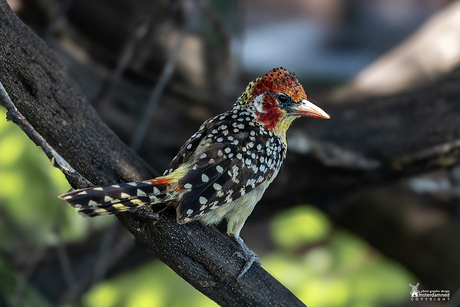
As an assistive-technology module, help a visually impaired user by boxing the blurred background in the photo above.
[1,0,459,306]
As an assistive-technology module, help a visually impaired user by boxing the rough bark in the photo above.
[0,2,305,306]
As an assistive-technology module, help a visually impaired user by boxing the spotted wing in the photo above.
[175,110,286,223]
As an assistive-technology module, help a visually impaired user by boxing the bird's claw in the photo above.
[233,235,261,281]
[234,250,261,266]
[234,251,260,281]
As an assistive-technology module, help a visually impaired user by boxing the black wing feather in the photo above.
[174,108,287,222]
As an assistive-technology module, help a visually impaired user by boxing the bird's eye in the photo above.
[278,95,288,103]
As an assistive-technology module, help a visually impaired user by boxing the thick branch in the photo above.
[0,2,304,306]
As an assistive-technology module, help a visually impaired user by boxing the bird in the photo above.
[59,67,329,280]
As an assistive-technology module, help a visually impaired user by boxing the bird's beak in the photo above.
[291,99,330,119]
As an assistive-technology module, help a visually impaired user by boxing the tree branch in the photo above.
[0,1,305,306]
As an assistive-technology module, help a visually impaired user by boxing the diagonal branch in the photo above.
[0,1,305,306]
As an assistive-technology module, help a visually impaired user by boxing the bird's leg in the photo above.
[233,235,261,281]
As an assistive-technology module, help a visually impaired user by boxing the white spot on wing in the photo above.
[137,189,147,197]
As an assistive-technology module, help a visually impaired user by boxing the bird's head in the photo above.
[237,67,329,138]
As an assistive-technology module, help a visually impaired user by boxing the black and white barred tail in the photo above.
[58,180,174,217]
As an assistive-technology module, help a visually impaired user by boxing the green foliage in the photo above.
[0,107,113,249]
[267,205,414,307]
[270,205,331,248]
[84,261,218,307]
[0,107,114,305]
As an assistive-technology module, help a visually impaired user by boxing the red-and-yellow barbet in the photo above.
[59,67,329,280]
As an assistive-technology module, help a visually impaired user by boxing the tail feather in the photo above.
[77,197,153,217]
[59,181,172,217]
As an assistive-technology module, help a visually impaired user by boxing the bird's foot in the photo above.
[233,235,261,281]
[234,250,261,281]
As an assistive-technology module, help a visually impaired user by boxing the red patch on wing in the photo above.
[146,177,182,192]
[146,178,171,186]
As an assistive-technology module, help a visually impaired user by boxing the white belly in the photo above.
[198,168,279,237]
